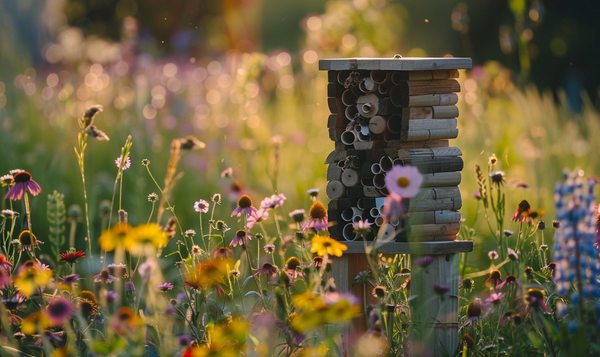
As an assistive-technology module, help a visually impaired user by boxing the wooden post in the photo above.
[331,241,474,356]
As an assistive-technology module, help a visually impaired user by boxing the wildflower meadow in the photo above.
[2,0,600,356]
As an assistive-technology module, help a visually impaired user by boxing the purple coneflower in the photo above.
[255,262,280,277]
[263,243,276,254]
[260,193,287,210]
[45,297,74,326]
[511,200,532,223]
[59,274,80,286]
[213,246,232,258]
[289,209,305,223]
[231,195,258,218]
[484,270,503,289]
[18,230,43,252]
[4,171,42,200]
[302,201,328,231]
[221,167,233,178]
[497,274,521,289]
[247,208,269,230]
[194,199,209,213]
[158,283,174,292]
[464,299,482,326]
[353,219,372,236]
[93,269,119,284]
[507,248,519,262]
[229,229,252,247]
[0,267,10,289]
[525,288,548,313]
[115,156,131,170]
[485,292,504,305]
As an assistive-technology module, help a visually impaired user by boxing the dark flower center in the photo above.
[13,171,32,183]
[237,195,253,209]
[47,300,70,317]
[526,288,544,301]
[309,201,327,219]
[18,231,34,245]
[236,229,246,238]
[467,300,482,317]
[490,270,501,280]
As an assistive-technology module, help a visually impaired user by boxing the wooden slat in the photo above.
[319,57,472,71]
[342,240,473,254]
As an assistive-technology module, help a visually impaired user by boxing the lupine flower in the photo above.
[303,201,328,231]
[4,171,42,200]
[385,165,423,198]
[115,156,131,170]
[194,199,209,213]
[310,236,347,257]
[45,297,75,326]
[125,281,135,292]
[553,172,600,298]
[231,195,258,217]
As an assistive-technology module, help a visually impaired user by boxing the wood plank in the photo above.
[319,57,472,71]
[397,147,462,160]
[421,172,462,187]
[391,69,459,83]
[408,210,462,225]
[342,240,473,254]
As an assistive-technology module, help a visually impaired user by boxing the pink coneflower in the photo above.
[302,201,328,231]
[59,274,80,286]
[45,297,75,326]
[464,299,482,326]
[194,199,209,213]
[213,246,232,258]
[511,200,532,223]
[0,254,13,271]
[157,283,174,292]
[247,208,269,230]
[231,195,258,218]
[229,229,252,247]
[263,243,276,254]
[497,274,521,290]
[488,251,499,260]
[384,165,423,198]
[93,269,119,284]
[485,292,505,305]
[115,156,131,170]
[525,288,548,314]
[484,270,503,289]
[255,262,280,277]
[4,171,42,200]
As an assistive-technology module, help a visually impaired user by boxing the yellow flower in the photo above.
[21,311,51,335]
[184,259,231,290]
[98,222,131,252]
[125,223,169,255]
[14,265,53,297]
[310,236,347,257]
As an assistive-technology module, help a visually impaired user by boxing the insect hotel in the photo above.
[319,57,475,355]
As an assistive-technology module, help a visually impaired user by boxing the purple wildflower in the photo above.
[158,283,174,292]
[229,229,252,247]
[247,208,269,230]
[5,171,42,200]
[485,292,504,305]
[488,251,498,260]
[231,195,258,217]
[115,156,131,170]
[106,291,118,303]
[45,297,75,325]
[93,270,119,284]
[263,243,276,254]
[194,199,209,213]
[415,256,434,268]
[59,274,80,286]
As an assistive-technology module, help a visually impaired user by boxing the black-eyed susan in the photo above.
[310,236,347,257]
[13,263,52,297]
[4,171,42,201]
[98,222,132,252]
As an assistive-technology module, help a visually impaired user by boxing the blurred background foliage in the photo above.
[1,0,599,275]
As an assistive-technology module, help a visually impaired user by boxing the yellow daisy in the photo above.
[310,236,347,257]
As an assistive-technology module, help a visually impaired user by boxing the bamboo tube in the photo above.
[421,172,462,187]
[390,80,461,97]
[391,69,459,83]
[379,224,396,241]
[395,93,459,108]
[403,196,462,212]
[340,130,357,145]
[341,169,360,187]
[327,164,343,181]
[336,70,351,85]
[356,94,379,118]
[374,215,385,227]
[379,156,393,172]
[406,118,457,131]
[345,105,359,120]
[370,70,390,84]
[368,116,387,134]
[390,106,459,119]
[364,186,384,197]
[386,139,450,149]
[432,105,459,118]
[370,207,380,217]
[326,180,346,199]
[343,223,358,241]
[403,128,459,141]
[413,187,461,200]
[371,163,382,175]
[402,156,464,174]
[378,80,393,95]
[373,173,386,189]
[397,147,462,160]
[359,77,378,93]
[328,198,357,210]
[387,114,403,134]
[341,89,359,106]
[408,210,462,225]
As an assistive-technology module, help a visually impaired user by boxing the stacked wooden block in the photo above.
[319,58,472,242]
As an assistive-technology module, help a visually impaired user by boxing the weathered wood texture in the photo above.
[319,57,472,71]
